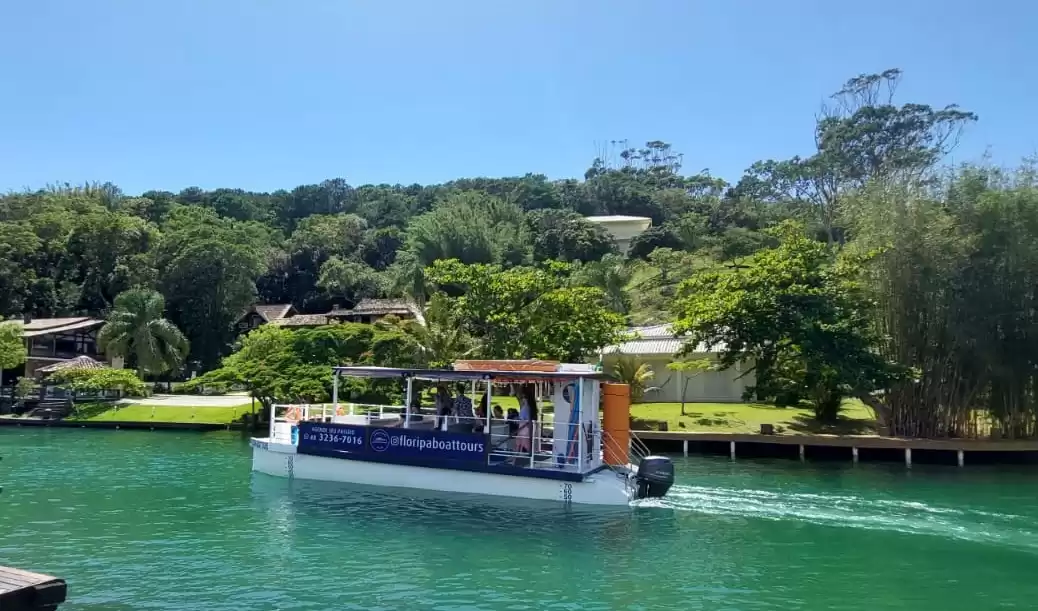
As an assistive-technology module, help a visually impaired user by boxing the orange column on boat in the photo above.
[602,383,630,466]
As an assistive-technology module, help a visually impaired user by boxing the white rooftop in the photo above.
[585,215,653,223]
[600,325,725,356]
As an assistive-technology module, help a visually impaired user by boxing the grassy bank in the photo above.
[69,402,255,425]
[630,400,876,435]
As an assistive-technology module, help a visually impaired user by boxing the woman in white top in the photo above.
[514,383,538,458]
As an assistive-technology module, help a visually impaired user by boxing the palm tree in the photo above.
[97,289,189,380]
[571,254,631,314]
[611,354,656,403]
[406,294,477,368]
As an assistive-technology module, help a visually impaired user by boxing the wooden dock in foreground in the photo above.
[0,566,67,611]
[635,431,1038,466]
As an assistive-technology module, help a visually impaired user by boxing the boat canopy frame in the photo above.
[332,365,609,382]
[326,365,603,475]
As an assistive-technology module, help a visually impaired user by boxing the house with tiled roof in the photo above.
[269,313,329,328]
[598,324,753,403]
[260,298,425,330]
[327,299,423,325]
[15,316,117,379]
[235,304,296,334]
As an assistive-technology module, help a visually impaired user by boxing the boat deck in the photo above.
[0,565,67,611]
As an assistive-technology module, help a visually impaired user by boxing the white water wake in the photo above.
[647,484,1038,550]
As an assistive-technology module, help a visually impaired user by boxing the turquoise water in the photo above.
[2,428,1038,610]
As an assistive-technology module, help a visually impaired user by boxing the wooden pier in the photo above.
[0,566,66,611]
[635,431,1038,466]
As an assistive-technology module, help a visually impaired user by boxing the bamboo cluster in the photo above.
[852,167,1038,439]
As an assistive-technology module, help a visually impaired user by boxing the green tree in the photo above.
[65,211,158,312]
[50,368,148,398]
[189,325,327,413]
[0,319,27,391]
[626,225,684,259]
[153,207,268,369]
[673,221,906,422]
[359,227,404,270]
[382,250,429,307]
[425,259,625,362]
[191,322,416,412]
[735,69,977,243]
[527,209,617,263]
[317,257,384,307]
[0,223,41,315]
[405,192,532,267]
[289,213,367,260]
[405,294,477,368]
[97,289,190,379]
[570,254,632,314]
[667,358,713,415]
[624,249,707,324]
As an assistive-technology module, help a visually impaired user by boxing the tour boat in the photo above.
[249,361,675,506]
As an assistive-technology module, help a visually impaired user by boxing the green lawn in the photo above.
[69,403,255,424]
[61,397,875,433]
[630,400,877,435]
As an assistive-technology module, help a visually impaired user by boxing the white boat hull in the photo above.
[251,440,634,506]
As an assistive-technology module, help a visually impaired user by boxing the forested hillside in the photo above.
[6,68,1038,438]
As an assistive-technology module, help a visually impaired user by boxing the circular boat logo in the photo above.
[370,429,390,452]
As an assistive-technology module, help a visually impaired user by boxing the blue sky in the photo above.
[1,0,1035,195]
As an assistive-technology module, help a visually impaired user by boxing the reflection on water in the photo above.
[3,430,1038,611]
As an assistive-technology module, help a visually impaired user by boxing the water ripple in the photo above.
[3,430,1038,610]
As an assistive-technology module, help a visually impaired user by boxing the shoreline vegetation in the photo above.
[3,68,1038,442]
[6,395,877,437]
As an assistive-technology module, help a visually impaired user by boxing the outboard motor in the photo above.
[635,456,675,499]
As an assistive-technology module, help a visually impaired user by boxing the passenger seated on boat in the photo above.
[506,408,519,436]
[470,391,494,431]
[473,403,489,433]
[492,405,503,420]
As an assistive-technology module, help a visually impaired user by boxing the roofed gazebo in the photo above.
[36,355,105,378]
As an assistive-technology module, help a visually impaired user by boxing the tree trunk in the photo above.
[857,392,892,436]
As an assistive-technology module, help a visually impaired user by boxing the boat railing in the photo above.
[600,429,652,468]
[630,431,652,463]
[269,402,405,436]
[268,403,595,474]
[484,419,588,473]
